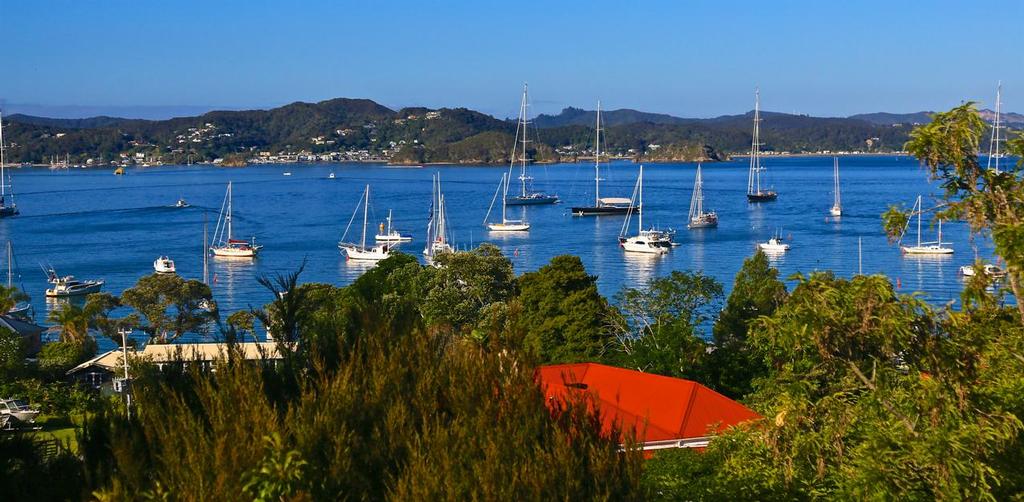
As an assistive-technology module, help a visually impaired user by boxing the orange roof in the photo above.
[537,363,760,443]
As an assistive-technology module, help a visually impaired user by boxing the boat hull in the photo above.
[45,283,103,298]
[901,246,953,255]
[688,215,718,229]
[487,222,530,232]
[375,234,413,243]
[340,244,392,261]
[0,206,18,218]
[747,192,778,202]
[620,237,668,254]
[211,247,261,258]
[506,195,559,206]
[829,206,842,217]
[571,206,636,216]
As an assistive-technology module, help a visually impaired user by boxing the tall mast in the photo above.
[834,157,841,207]
[518,84,530,197]
[748,89,762,195]
[501,173,508,223]
[6,241,12,288]
[595,100,602,206]
[203,213,209,284]
[0,111,6,199]
[637,166,644,232]
[361,185,369,249]
[916,195,922,247]
[226,182,233,241]
[988,81,1004,173]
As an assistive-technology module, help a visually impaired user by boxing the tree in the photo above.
[0,285,29,314]
[516,255,613,363]
[707,250,788,398]
[252,263,306,344]
[608,271,722,380]
[0,327,25,379]
[121,273,217,343]
[421,244,516,333]
[47,303,92,344]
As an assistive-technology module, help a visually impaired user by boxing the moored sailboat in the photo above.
[688,164,718,229]
[572,102,637,216]
[339,185,396,261]
[485,172,530,232]
[830,157,842,217]
[505,84,558,206]
[424,174,455,260]
[746,89,777,203]
[0,112,18,217]
[210,182,263,258]
[899,195,953,255]
[987,81,1005,173]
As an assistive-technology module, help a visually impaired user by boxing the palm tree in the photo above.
[0,284,29,314]
[48,303,91,343]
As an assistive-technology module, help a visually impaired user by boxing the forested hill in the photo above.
[2,97,962,166]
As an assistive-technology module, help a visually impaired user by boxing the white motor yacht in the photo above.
[758,236,790,252]
[1,398,40,424]
[44,268,104,297]
[375,210,413,243]
[619,167,668,255]
[960,263,1006,278]
[154,256,176,274]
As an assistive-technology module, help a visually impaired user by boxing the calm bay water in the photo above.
[1,155,996,345]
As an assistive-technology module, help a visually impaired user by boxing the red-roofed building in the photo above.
[537,363,761,451]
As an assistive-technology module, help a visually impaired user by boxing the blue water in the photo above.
[1,156,995,345]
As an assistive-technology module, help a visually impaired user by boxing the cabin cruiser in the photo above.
[1,398,40,425]
[959,263,1006,278]
[44,268,104,297]
[154,256,176,274]
[374,210,413,243]
[175,198,190,208]
[758,236,790,253]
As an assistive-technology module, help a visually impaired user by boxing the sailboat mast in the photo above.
[0,111,6,199]
[749,90,762,195]
[595,101,602,206]
[834,157,841,207]
[988,81,1003,173]
[916,195,922,247]
[6,241,12,288]
[637,166,644,232]
[695,166,703,216]
[501,173,508,223]
[519,84,529,198]
[361,185,369,249]
[226,182,233,241]
[203,213,209,284]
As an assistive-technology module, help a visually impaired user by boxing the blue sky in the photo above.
[2,0,1021,119]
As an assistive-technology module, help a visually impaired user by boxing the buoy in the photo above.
[514,248,520,257]
[897,278,901,289]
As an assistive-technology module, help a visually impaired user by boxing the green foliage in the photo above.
[421,244,516,333]
[881,203,912,243]
[516,255,614,363]
[0,326,26,378]
[0,433,84,501]
[707,250,788,398]
[0,284,30,314]
[242,433,310,502]
[609,271,723,381]
[121,273,217,343]
[38,339,97,378]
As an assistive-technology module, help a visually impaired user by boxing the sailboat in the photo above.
[899,195,953,255]
[505,84,558,206]
[485,172,530,231]
[375,209,413,243]
[210,182,263,258]
[746,89,777,202]
[829,157,842,217]
[339,185,396,261]
[423,173,455,260]
[571,102,636,216]
[687,164,718,229]
[618,166,668,254]
[987,81,1005,173]
[6,242,32,320]
[0,112,18,217]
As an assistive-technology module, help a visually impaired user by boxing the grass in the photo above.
[27,414,80,453]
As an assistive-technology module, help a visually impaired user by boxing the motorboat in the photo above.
[688,164,718,229]
[746,89,778,203]
[175,198,190,208]
[1,398,41,425]
[154,256,176,274]
[485,172,530,232]
[283,172,292,176]
[375,210,413,243]
[328,172,336,179]
[960,263,1006,278]
[759,235,790,252]
[44,268,104,297]
[340,185,397,262]
[210,182,263,258]
[619,166,668,255]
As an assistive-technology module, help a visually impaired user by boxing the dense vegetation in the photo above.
[2,103,1024,500]
[2,97,929,166]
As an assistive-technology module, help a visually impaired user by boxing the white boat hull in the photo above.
[211,246,261,258]
[487,222,530,232]
[830,206,842,217]
[340,243,393,261]
[901,245,953,255]
[621,236,668,254]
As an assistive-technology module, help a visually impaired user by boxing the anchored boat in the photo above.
[746,89,777,203]
[505,84,559,206]
[339,185,397,262]
[44,267,104,298]
[572,101,637,216]
[688,164,718,229]
[210,182,263,258]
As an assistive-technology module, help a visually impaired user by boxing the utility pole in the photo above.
[119,327,132,420]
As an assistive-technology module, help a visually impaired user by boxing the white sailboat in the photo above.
[210,182,263,258]
[424,173,455,260]
[505,84,558,206]
[339,185,396,261]
[375,209,413,243]
[688,164,718,229]
[746,89,777,202]
[485,172,530,232]
[829,157,842,217]
[571,102,636,216]
[619,166,668,254]
[900,195,953,255]
[0,112,18,217]
[987,81,1005,173]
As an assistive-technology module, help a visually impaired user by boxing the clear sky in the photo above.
[2,0,1021,119]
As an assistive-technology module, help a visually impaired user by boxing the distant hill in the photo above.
[978,108,1024,126]
[848,111,935,125]
[3,97,926,165]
